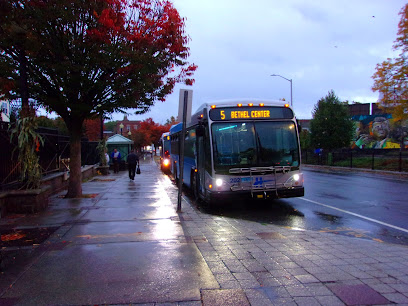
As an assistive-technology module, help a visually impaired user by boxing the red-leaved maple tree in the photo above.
[84,118,102,142]
[131,118,171,151]
[0,0,196,197]
[372,4,408,122]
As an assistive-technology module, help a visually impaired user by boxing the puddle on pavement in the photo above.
[68,208,83,216]
[196,199,305,226]
[318,192,349,200]
[314,211,342,223]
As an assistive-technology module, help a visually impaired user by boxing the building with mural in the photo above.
[351,114,405,149]
[349,103,406,149]
[299,102,407,149]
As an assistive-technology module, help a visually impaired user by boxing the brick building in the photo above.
[114,115,141,135]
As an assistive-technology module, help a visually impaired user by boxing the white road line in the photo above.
[299,197,408,234]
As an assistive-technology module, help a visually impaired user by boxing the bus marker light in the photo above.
[194,169,198,173]
[200,114,203,118]
[211,105,216,109]
[237,103,242,107]
[209,184,213,189]
[248,103,253,107]
[284,104,289,108]
[259,103,264,107]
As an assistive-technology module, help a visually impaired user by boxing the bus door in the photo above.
[196,125,206,197]
[197,136,205,195]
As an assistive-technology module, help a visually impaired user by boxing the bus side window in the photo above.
[184,130,196,159]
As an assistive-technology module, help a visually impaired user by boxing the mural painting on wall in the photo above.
[352,114,408,149]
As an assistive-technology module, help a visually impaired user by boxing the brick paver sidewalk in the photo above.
[167,176,408,305]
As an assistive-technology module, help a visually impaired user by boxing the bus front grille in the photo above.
[230,183,284,192]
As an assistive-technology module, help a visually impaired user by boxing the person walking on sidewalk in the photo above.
[111,148,121,173]
[127,149,139,180]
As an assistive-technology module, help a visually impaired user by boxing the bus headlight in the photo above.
[284,173,303,187]
[215,178,223,187]
[163,158,170,167]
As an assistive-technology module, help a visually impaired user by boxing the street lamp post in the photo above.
[271,74,293,108]
[128,131,132,152]
[119,123,124,135]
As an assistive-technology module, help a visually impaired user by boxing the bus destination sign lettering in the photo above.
[209,106,293,121]
[230,110,270,119]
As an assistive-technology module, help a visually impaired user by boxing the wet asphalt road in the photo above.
[187,168,408,246]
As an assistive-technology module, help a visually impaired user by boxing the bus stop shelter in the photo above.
[106,134,134,170]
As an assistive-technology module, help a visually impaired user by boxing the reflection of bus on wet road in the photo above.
[169,99,304,204]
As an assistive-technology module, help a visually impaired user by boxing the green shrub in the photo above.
[10,117,44,189]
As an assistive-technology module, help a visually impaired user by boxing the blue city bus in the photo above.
[169,99,304,204]
[169,122,197,187]
[159,132,171,173]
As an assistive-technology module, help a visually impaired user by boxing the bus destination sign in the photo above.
[209,106,293,121]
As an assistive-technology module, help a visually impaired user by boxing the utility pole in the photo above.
[177,90,189,212]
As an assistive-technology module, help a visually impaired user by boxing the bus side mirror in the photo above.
[196,125,205,137]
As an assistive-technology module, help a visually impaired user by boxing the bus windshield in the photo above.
[211,121,299,173]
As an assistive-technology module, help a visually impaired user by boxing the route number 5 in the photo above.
[221,110,225,120]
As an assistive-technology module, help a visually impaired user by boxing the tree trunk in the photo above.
[66,119,83,198]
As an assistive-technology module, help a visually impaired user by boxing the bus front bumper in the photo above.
[205,186,304,203]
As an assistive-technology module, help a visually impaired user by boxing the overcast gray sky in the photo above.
[115,0,406,123]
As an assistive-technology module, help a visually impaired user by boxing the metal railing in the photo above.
[0,124,100,190]
[302,149,408,172]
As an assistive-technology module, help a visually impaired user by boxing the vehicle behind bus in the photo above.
[160,132,171,173]
[169,99,304,204]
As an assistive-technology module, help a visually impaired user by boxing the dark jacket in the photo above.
[127,152,139,165]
